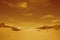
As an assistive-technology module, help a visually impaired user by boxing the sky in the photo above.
[0,0,60,27]
[0,0,60,40]
[0,27,60,40]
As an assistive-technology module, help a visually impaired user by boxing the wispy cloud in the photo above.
[51,19,60,22]
[16,2,28,8]
[2,1,28,8]
[40,15,55,19]
[2,1,14,8]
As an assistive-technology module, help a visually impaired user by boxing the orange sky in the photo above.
[0,0,60,27]
[0,27,60,40]
[0,0,60,40]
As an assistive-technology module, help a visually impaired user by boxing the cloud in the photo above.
[16,2,28,8]
[40,15,55,19]
[51,19,60,22]
[2,1,28,8]
[2,1,14,8]
[40,15,60,23]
